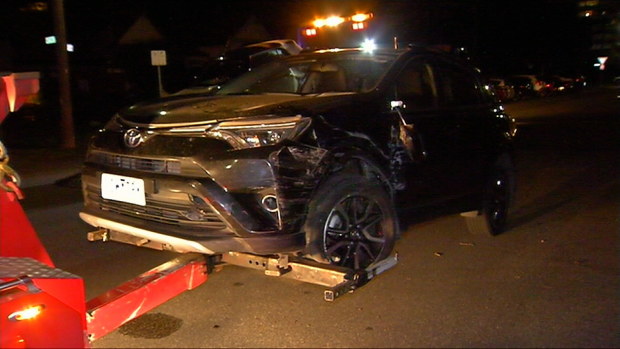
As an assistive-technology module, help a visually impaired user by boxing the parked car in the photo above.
[180,39,302,95]
[508,74,550,98]
[80,47,517,270]
[547,75,588,94]
[488,78,516,102]
[548,75,574,93]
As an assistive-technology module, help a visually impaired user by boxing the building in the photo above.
[578,0,620,81]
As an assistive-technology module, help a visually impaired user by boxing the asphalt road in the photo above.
[17,86,620,348]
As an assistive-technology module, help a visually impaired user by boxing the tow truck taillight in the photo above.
[8,304,45,321]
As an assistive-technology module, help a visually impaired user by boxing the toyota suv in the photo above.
[80,46,516,270]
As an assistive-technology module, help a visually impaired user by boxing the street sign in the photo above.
[151,50,167,66]
[597,56,608,70]
[151,50,167,97]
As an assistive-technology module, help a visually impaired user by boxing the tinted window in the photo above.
[395,60,436,109]
[435,61,483,106]
[249,48,287,67]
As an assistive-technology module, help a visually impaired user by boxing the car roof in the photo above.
[285,46,471,69]
[288,47,408,62]
[244,39,302,55]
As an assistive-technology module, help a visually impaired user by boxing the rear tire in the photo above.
[463,155,515,236]
[304,174,397,269]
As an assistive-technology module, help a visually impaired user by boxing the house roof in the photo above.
[118,15,165,45]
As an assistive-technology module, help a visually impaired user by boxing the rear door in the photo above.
[388,56,465,207]
[431,57,494,196]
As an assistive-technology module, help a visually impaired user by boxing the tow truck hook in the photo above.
[87,228,109,242]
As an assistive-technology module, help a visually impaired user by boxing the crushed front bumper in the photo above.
[80,144,327,255]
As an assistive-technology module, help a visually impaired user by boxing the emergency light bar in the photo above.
[299,12,374,49]
[304,12,374,35]
[314,16,345,28]
[351,13,371,22]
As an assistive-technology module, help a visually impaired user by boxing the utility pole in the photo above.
[52,0,75,149]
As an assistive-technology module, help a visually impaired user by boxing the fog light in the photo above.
[261,195,279,212]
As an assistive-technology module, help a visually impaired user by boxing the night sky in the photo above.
[0,0,596,101]
[1,1,591,72]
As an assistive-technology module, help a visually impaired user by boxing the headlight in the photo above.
[206,115,311,149]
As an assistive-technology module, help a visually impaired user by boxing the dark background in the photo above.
[0,0,614,146]
[0,0,594,74]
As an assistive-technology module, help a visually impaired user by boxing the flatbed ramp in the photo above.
[220,251,398,301]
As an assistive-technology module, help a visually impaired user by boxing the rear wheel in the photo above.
[304,174,397,269]
[463,156,515,236]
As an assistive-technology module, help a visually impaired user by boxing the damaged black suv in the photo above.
[80,47,516,269]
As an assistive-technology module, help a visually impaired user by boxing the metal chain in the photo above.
[0,140,23,198]
[0,139,7,161]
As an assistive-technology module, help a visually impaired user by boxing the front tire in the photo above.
[304,174,397,269]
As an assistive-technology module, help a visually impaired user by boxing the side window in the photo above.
[435,62,484,107]
[249,49,284,68]
[395,60,436,109]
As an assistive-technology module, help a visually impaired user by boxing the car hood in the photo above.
[118,93,357,126]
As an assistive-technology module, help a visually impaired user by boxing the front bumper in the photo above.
[79,211,304,254]
[80,144,326,255]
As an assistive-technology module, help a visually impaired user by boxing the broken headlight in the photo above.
[206,115,311,149]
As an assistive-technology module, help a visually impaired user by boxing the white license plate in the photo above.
[101,173,146,206]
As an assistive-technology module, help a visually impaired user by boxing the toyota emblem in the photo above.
[123,129,144,148]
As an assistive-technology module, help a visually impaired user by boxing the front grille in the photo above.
[88,152,181,174]
[86,189,230,234]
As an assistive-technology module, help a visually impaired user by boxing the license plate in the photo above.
[101,173,146,206]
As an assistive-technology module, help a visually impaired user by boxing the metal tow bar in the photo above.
[220,252,398,301]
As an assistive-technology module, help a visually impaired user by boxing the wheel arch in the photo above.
[314,137,395,197]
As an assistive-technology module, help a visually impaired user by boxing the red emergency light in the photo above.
[303,28,317,37]
[306,12,373,32]
[352,22,366,31]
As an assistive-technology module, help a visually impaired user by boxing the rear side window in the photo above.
[249,48,287,67]
[435,61,484,107]
[395,60,437,109]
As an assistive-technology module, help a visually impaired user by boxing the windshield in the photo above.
[217,54,394,95]
[191,58,248,87]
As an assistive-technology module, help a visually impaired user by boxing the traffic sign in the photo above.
[151,50,167,66]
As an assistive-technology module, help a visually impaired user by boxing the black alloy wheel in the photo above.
[323,194,386,269]
[304,173,397,270]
